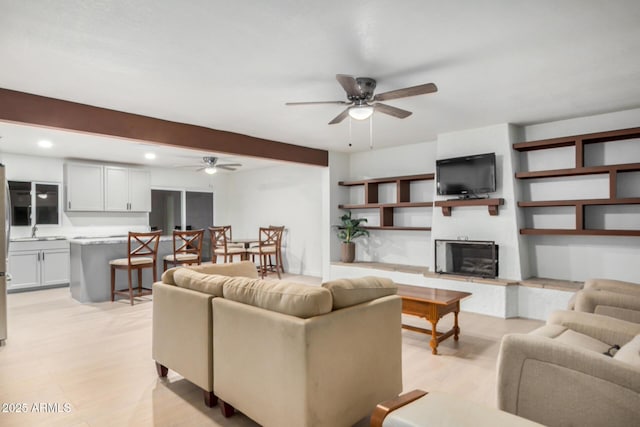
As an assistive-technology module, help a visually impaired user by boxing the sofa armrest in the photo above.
[583,278,640,295]
[213,295,403,427]
[497,334,640,427]
[152,282,214,391]
[546,310,640,346]
[574,289,640,323]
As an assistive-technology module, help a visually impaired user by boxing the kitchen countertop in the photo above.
[68,235,173,245]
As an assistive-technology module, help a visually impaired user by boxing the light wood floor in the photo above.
[0,275,542,427]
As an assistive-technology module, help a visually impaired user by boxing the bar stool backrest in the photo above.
[128,231,162,263]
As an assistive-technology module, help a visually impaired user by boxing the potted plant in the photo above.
[336,211,369,263]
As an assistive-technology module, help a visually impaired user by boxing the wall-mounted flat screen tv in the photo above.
[436,152,496,197]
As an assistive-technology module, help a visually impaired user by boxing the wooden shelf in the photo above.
[515,163,640,179]
[434,198,504,216]
[339,173,434,186]
[518,198,640,207]
[339,173,434,231]
[364,226,431,231]
[513,127,640,152]
[515,126,640,236]
[520,228,640,237]
[338,202,433,209]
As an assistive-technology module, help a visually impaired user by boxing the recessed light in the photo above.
[144,152,156,160]
[38,140,53,148]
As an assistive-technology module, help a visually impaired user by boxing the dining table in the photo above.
[228,238,258,249]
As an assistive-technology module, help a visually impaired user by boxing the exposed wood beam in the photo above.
[0,88,328,167]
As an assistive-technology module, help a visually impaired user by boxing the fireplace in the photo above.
[434,239,499,278]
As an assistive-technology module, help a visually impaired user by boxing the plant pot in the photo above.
[341,242,355,263]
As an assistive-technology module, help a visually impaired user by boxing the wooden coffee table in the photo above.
[396,284,472,355]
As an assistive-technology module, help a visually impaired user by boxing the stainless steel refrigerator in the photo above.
[0,164,8,344]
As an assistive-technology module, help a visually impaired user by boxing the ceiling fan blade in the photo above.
[373,83,438,102]
[216,165,237,171]
[328,108,350,125]
[286,101,350,106]
[336,74,362,98]
[218,163,242,167]
[374,103,412,119]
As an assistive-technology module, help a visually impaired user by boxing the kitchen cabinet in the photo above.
[64,163,104,211]
[8,239,70,291]
[105,167,151,212]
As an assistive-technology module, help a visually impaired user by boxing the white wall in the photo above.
[519,108,640,282]
[224,163,325,276]
[432,124,523,280]
[324,151,350,278]
[345,141,438,267]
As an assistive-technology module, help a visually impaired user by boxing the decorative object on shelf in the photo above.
[335,211,369,263]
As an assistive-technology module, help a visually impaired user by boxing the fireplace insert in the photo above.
[434,239,499,278]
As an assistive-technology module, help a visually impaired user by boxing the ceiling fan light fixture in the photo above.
[348,105,374,121]
[204,167,217,175]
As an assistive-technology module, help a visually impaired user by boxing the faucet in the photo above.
[31,225,38,238]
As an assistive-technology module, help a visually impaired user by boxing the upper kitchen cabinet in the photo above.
[64,163,104,211]
[105,167,151,212]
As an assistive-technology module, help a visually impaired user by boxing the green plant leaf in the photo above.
[334,211,369,243]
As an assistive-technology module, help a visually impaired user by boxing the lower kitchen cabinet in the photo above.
[8,239,70,292]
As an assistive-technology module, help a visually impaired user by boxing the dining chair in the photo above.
[110,231,162,305]
[247,227,281,279]
[268,225,285,274]
[213,225,244,249]
[209,226,247,263]
[163,229,205,271]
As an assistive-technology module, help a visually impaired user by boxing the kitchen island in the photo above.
[69,236,175,303]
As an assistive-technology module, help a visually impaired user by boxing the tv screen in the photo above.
[436,152,496,197]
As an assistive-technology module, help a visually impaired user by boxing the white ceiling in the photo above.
[0,1,639,167]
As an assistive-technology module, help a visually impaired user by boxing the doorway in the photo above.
[150,189,214,261]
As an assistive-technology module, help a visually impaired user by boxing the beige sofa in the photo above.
[497,310,640,427]
[153,263,403,426]
[573,278,640,323]
[152,261,259,406]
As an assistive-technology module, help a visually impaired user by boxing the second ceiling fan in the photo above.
[286,74,437,124]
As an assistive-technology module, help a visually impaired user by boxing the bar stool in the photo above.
[209,226,246,263]
[110,231,161,305]
[162,229,204,271]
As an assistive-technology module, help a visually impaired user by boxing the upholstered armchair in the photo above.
[572,278,640,323]
[497,310,640,427]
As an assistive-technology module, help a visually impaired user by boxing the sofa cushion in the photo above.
[173,269,226,297]
[223,278,332,318]
[531,324,611,354]
[322,276,397,309]
[613,334,640,368]
[161,260,258,285]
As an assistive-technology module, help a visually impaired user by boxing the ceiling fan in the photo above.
[196,156,242,174]
[286,74,437,124]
